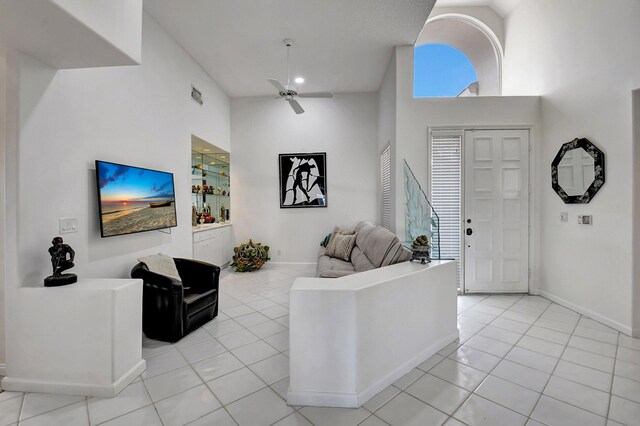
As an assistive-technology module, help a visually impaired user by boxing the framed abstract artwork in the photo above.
[279,152,327,208]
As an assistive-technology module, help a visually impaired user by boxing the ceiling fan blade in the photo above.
[298,92,334,98]
[267,78,287,94]
[289,99,305,114]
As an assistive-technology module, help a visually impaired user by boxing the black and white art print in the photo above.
[279,153,327,208]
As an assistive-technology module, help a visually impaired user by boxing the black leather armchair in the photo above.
[131,258,220,343]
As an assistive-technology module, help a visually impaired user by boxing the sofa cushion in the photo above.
[350,246,376,272]
[354,222,411,267]
[325,232,358,261]
[325,226,355,247]
[316,248,356,278]
[138,253,182,283]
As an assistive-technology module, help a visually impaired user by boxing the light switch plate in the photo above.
[577,215,592,225]
[560,212,568,222]
[59,218,78,234]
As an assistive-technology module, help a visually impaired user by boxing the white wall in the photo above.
[416,17,501,96]
[634,91,640,335]
[3,11,230,375]
[0,0,142,69]
[428,6,504,52]
[51,0,143,62]
[231,94,379,263]
[378,52,397,230]
[503,0,640,333]
[7,12,230,287]
[0,53,6,370]
[393,45,541,248]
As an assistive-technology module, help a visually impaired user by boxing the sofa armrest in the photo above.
[174,258,220,292]
[131,263,183,295]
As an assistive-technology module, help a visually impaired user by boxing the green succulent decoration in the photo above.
[231,239,270,272]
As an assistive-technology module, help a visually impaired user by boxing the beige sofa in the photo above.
[316,221,412,278]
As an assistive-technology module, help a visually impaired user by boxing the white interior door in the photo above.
[464,129,529,293]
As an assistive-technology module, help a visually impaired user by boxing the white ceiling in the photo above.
[143,0,436,98]
[434,0,523,17]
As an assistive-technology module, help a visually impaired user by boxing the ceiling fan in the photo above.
[267,39,333,114]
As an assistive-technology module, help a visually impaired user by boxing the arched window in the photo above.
[414,44,478,97]
[414,14,503,97]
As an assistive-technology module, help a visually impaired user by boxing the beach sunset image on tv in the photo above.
[96,161,177,237]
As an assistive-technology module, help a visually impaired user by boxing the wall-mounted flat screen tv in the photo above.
[96,160,177,237]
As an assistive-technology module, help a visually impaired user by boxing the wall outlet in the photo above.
[577,215,592,225]
[59,218,78,234]
[560,212,568,222]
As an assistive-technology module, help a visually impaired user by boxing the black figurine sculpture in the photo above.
[44,236,77,287]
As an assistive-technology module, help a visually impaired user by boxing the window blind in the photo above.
[380,146,391,230]
[431,135,462,288]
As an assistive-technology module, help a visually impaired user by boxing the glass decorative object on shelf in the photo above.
[404,160,440,260]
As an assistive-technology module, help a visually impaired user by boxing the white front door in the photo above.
[464,130,529,293]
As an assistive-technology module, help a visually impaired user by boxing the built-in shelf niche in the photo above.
[191,135,230,223]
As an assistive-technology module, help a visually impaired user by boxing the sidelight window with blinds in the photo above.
[380,145,391,230]
[430,133,462,289]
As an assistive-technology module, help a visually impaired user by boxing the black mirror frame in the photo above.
[551,138,605,204]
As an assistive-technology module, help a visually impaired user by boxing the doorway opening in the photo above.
[430,128,530,293]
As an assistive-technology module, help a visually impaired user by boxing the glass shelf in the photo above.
[191,169,229,179]
[192,149,230,223]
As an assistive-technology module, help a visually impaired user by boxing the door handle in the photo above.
[466,228,473,236]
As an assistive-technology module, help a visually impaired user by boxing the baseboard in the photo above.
[1,359,145,397]
[538,290,633,336]
[287,330,459,408]
[356,329,460,405]
[268,262,316,269]
[0,363,6,376]
[112,359,147,395]
[286,389,359,407]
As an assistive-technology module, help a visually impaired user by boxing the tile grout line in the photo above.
[84,397,92,426]
[467,297,553,424]
[531,315,615,421]
[16,393,25,424]
[138,379,165,426]
[606,334,620,422]
[440,297,552,423]
[16,393,88,424]
[405,295,544,424]
[523,312,578,424]
[19,270,640,426]
[374,298,632,422]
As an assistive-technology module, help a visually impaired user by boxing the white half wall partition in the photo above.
[288,260,458,408]
[2,279,145,397]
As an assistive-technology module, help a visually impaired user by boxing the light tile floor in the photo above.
[2,265,640,425]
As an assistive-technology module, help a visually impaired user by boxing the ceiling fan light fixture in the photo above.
[267,39,332,115]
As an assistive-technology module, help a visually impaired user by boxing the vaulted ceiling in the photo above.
[435,0,523,17]
[144,0,436,98]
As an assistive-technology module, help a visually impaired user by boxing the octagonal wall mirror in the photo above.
[551,138,605,204]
